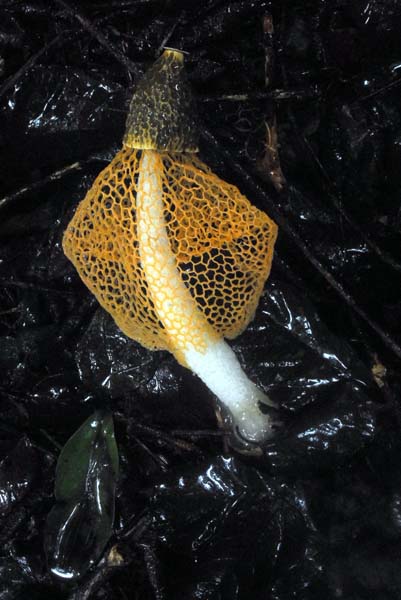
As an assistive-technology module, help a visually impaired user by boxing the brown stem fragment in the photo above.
[256,12,287,192]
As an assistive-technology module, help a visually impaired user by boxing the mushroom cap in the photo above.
[123,49,199,153]
[63,149,277,352]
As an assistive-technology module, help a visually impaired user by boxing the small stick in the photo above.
[300,133,401,273]
[54,0,139,76]
[0,162,83,211]
[200,89,319,103]
[0,33,66,101]
[256,11,286,192]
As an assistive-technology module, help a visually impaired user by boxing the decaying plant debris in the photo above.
[1,1,401,598]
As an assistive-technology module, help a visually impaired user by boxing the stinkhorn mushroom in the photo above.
[63,49,279,447]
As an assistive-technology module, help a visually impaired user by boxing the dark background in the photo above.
[1,0,401,598]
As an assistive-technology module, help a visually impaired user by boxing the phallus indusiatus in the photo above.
[63,49,279,448]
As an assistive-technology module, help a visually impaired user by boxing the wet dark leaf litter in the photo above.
[1,0,401,598]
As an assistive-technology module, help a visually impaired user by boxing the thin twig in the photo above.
[0,304,22,316]
[156,20,180,56]
[300,133,401,273]
[0,33,66,101]
[39,429,63,451]
[117,512,152,542]
[0,161,93,212]
[138,543,164,600]
[351,76,401,106]
[130,422,202,453]
[54,0,140,76]
[256,12,286,192]
[262,11,275,88]
[200,88,318,103]
[67,546,129,600]
[0,279,75,296]
[89,0,158,8]
[170,428,226,438]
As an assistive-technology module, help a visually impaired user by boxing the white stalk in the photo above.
[136,150,276,443]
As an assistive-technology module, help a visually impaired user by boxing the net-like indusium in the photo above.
[63,148,278,356]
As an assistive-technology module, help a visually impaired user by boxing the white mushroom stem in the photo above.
[136,149,276,443]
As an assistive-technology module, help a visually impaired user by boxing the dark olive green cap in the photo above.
[123,49,199,152]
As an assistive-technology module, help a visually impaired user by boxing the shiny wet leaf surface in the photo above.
[1,0,401,598]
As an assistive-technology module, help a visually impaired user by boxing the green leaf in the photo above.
[45,411,119,580]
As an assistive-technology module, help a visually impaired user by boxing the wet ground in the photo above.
[1,1,401,598]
